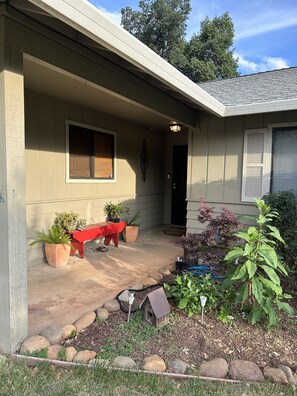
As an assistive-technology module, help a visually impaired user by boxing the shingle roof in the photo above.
[199,68,297,107]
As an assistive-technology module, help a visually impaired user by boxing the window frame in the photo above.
[242,122,297,202]
[65,120,117,183]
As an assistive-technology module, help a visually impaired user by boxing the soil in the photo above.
[67,274,297,371]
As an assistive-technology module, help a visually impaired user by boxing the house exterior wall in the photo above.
[187,110,297,232]
[26,90,165,263]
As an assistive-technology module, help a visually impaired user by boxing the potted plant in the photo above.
[30,226,72,268]
[122,209,141,243]
[103,201,129,222]
[54,211,86,233]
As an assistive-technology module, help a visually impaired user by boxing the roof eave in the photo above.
[224,99,297,117]
[27,0,225,117]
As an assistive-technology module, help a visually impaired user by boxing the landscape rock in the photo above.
[229,360,264,382]
[277,364,293,380]
[65,346,77,362]
[130,282,143,290]
[159,268,171,276]
[104,299,120,312]
[112,356,137,369]
[61,324,77,340]
[40,325,63,345]
[148,271,163,281]
[47,344,63,360]
[199,358,228,379]
[73,350,96,363]
[20,335,51,354]
[142,277,158,287]
[289,374,297,385]
[167,358,191,374]
[264,366,288,384]
[96,307,109,321]
[118,290,129,302]
[74,311,96,332]
[143,354,166,372]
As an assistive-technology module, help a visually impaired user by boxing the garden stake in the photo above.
[200,296,207,324]
[127,291,135,323]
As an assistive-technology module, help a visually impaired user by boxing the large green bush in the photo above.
[263,191,297,273]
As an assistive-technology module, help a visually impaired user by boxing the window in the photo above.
[67,122,115,181]
[242,125,297,202]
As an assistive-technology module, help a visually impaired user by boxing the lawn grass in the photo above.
[0,360,295,396]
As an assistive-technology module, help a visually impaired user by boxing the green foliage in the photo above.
[54,211,86,234]
[30,226,72,246]
[121,0,191,69]
[1,359,291,396]
[126,209,141,226]
[121,2,238,82]
[223,199,294,327]
[25,348,48,359]
[164,273,220,317]
[103,202,130,220]
[263,191,297,273]
[57,348,67,361]
[182,13,238,82]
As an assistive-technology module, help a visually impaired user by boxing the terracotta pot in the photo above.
[122,226,139,243]
[45,243,71,268]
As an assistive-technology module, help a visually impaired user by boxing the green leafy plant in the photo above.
[263,190,297,273]
[223,198,294,327]
[30,226,72,246]
[164,273,220,317]
[103,202,129,220]
[126,209,141,226]
[54,212,86,234]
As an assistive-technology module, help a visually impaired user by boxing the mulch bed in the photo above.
[66,275,297,370]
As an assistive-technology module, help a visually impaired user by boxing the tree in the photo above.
[121,0,191,69]
[183,13,239,82]
[121,2,239,82]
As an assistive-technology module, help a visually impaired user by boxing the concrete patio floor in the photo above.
[28,227,183,336]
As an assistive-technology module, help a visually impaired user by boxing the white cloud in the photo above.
[235,53,290,74]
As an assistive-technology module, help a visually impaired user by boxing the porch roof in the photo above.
[10,0,297,118]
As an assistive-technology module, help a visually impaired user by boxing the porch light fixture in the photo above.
[169,122,182,133]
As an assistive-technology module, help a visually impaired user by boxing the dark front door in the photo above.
[171,145,188,226]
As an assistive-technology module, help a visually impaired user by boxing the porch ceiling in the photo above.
[24,56,172,132]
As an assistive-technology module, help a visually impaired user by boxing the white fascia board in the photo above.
[225,98,297,117]
[27,0,225,117]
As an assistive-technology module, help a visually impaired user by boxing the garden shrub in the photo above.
[180,199,241,265]
[263,190,297,274]
[223,199,294,328]
[164,273,234,323]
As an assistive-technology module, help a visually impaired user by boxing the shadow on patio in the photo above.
[28,227,183,336]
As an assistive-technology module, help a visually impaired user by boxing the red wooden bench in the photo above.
[70,221,125,259]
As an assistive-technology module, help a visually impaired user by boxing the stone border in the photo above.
[13,263,297,386]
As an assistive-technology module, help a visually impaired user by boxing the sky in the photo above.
[88,0,297,76]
